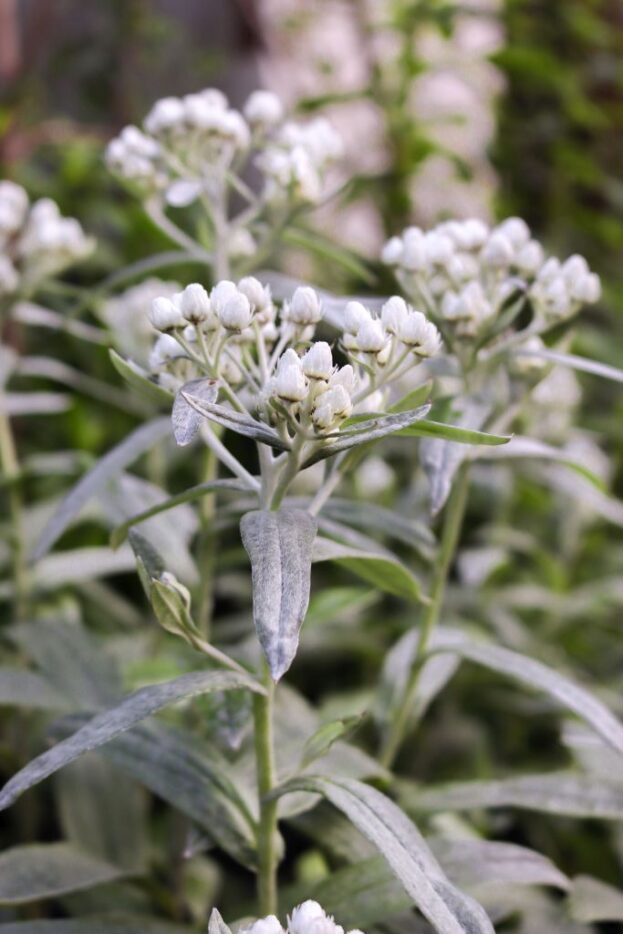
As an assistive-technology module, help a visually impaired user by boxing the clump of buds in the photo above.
[239,900,364,934]
[0,181,93,298]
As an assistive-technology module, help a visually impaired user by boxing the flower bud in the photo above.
[425,232,454,266]
[302,341,333,380]
[573,271,601,304]
[149,333,186,368]
[401,228,427,271]
[218,292,253,331]
[343,301,370,334]
[228,228,256,257]
[481,232,514,268]
[497,217,530,249]
[144,96,185,135]
[286,286,323,325]
[330,364,356,394]
[242,916,284,934]
[274,349,307,402]
[355,318,385,353]
[399,311,442,356]
[238,276,270,312]
[180,283,211,324]
[381,296,409,335]
[210,280,238,315]
[515,240,544,275]
[244,90,284,128]
[149,296,184,331]
[381,236,403,266]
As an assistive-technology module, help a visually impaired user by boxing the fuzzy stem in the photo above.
[0,395,27,621]
[253,663,279,915]
[379,461,471,769]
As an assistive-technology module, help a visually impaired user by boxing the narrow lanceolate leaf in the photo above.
[240,509,317,681]
[0,670,264,812]
[303,406,431,468]
[312,536,423,603]
[0,843,122,904]
[173,378,218,446]
[0,668,68,711]
[437,640,623,756]
[420,400,489,514]
[181,392,291,450]
[513,347,623,384]
[401,772,623,819]
[32,418,171,561]
[300,714,365,770]
[275,776,494,934]
[398,421,510,446]
[476,436,606,490]
[429,838,569,891]
[109,349,174,406]
[568,875,623,923]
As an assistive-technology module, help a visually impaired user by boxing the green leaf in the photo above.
[313,536,424,603]
[240,509,318,680]
[477,436,606,490]
[282,227,376,285]
[402,772,623,819]
[110,478,246,548]
[436,639,623,756]
[109,350,173,406]
[181,392,290,450]
[32,418,171,561]
[300,714,365,769]
[3,392,71,416]
[420,400,489,514]
[0,670,264,812]
[274,776,494,934]
[0,843,123,905]
[0,668,68,711]
[568,875,623,923]
[304,406,431,467]
[399,421,510,446]
[173,378,218,446]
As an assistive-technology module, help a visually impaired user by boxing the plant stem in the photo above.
[0,394,27,621]
[253,663,279,915]
[379,462,471,769]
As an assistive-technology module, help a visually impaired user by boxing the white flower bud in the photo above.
[238,276,270,311]
[401,228,427,271]
[149,333,185,368]
[574,271,601,304]
[228,228,256,257]
[302,341,333,380]
[381,236,403,266]
[274,348,307,402]
[381,296,409,334]
[515,239,544,275]
[497,217,530,249]
[343,301,370,334]
[218,292,253,331]
[0,255,19,294]
[149,296,184,331]
[330,364,356,394]
[144,96,185,135]
[425,232,454,266]
[462,218,489,249]
[210,280,239,315]
[0,180,28,234]
[481,232,514,268]
[286,287,323,325]
[244,90,284,128]
[538,257,561,283]
[356,457,394,497]
[398,311,442,356]
[355,318,385,353]
[179,283,211,324]
[289,900,344,934]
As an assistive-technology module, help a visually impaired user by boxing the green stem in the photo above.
[253,663,279,915]
[0,395,27,621]
[379,462,471,769]
[196,445,217,639]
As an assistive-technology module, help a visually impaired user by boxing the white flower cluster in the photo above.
[98,277,181,364]
[147,278,440,436]
[240,900,364,934]
[382,217,600,341]
[0,181,93,297]
[106,87,342,208]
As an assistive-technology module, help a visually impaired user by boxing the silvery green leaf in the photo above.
[300,714,365,770]
[402,772,623,818]
[18,355,149,416]
[4,391,71,415]
[56,756,148,872]
[477,436,606,489]
[0,669,264,812]
[109,350,174,405]
[429,838,569,891]
[0,920,195,933]
[323,498,436,557]
[275,775,494,934]
[240,509,317,680]
[208,908,233,934]
[398,421,510,446]
[312,536,423,603]
[303,406,431,467]
[0,668,68,711]
[32,418,171,560]
[111,477,246,548]
[173,378,218,446]
[513,347,623,383]
[0,843,122,904]
[67,721,258,869]
[182,392,291,450]
[533,462,623,528]
[31,546,137,590]
[568,875,623,922]
[420,400,489,514]
[9,619,121,708]
[437,639,623,756]
[13,300,108,345]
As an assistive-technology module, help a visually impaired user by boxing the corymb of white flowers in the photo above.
[147,277,441,448]
[105,86,343,211]
[382,216,601,355]
[238,900,363,934]
[0,181,93,299]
